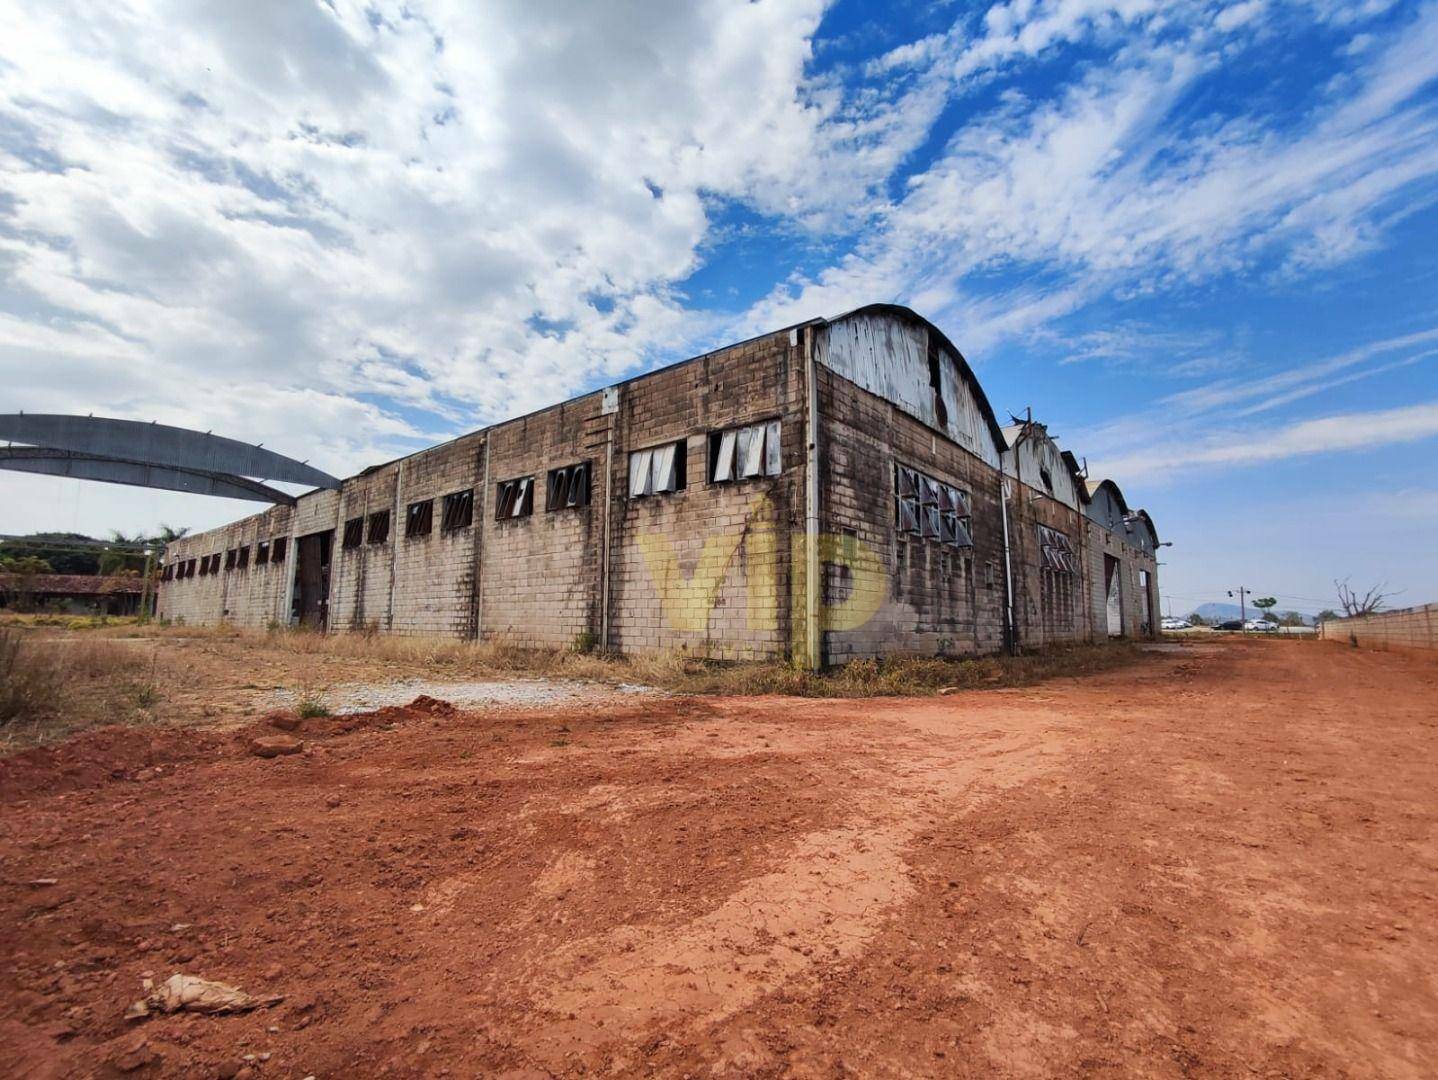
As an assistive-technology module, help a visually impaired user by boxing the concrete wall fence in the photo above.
[1319,604,1438,651]
[158,304,1160,666]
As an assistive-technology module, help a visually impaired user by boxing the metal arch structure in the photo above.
[0,414,342,506]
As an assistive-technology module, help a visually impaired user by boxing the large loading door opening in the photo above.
[294,530,333,630]
[1104,554,1124,637]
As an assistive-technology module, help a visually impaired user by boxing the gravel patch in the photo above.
[267,677,661,715]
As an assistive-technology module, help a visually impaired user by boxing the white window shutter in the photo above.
[764,420,781,475]
[629,450,653,497]
[714,430,736,482]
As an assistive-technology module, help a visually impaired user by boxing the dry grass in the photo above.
[75,621,1147,697]
[0,618,1151,750]
[0,627,169,748]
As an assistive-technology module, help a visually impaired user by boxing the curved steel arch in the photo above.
[0,414,340,489]
[0,447,298,505]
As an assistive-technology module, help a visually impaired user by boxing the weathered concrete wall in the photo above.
[158,305,1159,661]
[1319,604,1438,651]
[481,395,606,649]
[157,503,293,626]
[606,329,804,661]
[817,364,1008,661]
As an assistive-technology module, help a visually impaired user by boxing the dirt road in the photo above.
[2,639,1435,1077]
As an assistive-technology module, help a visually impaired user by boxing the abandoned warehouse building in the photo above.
[158,304,1160,665]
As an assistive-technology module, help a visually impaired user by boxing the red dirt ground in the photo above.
[1,639,1435,1077]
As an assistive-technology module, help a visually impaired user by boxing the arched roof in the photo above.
[1130,508,1159,546]
[1084,478,1130,515]
[820,303,1009,451]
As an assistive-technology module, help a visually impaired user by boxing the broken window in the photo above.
[236,545,250,569]
[406,499,434,537]
[494,477,534,520]
[198,555,210,576]
[224,549,237,571]
[405,497,431,537]
[441,489,475,531]
[629,440,686,498]
[270,537,286,564]
[1039,466,1054,495]
[186,559,197,578]
[1037,525,1077,573]
[709,420,781,483]
[162,564,173,582]
[367,510,390,545]
[256,540,270,565]
[546,462,591,511]
[342,517,364,549]
[895,462,973,549]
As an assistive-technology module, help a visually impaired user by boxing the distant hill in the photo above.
[1189,602,1315,625]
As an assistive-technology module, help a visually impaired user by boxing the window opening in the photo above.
[367,510,390,545]
[629,440,686,497]
[494,477,534,519]
[441,489,475,531]
[342,517,364,549]
[546,462,592,511]
[406,499,434,537]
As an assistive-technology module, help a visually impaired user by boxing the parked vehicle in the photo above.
[1161,617,1192,630]
[1244,619,1279,632]
[1216,620,1245,631]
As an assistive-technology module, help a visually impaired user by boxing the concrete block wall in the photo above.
[817,365,1008,661]
[1007,492,1091,648]
[156,502,294,626]
[1319,603,1438,650]
[383,434,485,637]
[1081,521,1157,640]
[480,394,606,650]
[328,464,400,633]
[606,330,805,661]
[157,308,1159,661]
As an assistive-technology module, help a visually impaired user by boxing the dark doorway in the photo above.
[1104,553,1124,637]
[294,530,333,630]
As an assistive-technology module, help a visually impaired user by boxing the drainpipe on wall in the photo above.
[599,389,617,652]
[473,436,489,640]
[999,475,1018,656]
[803,325,821,671]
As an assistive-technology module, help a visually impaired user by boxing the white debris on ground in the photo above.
[267,677,661,715]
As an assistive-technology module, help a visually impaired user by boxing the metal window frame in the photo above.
[367,510,390,545]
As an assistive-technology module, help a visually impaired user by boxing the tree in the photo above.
[1187,611,1211,627]
[1279,610,1306,627]
[1335,578,1394,618]
[0,533,101,575]
[1316,609,1339,623]
[1253,596,1278,623]
[0,554,53,575]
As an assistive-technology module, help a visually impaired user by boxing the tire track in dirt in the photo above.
[526,702,1078,1067]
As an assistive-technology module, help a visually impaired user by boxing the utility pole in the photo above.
[1228,586,1248,633]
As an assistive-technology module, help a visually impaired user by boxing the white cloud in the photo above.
[2,0,1436,540]
[1091,398,1438,482]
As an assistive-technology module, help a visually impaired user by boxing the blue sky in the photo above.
[2,0,1436,616]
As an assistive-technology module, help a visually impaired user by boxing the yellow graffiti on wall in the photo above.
[636,492,887,644]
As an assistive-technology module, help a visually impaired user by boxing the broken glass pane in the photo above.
[897,467,919,498]
[923,506,942,538]
[920,474,940,506]
[953,519,974,548]
[898,498,920,534]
